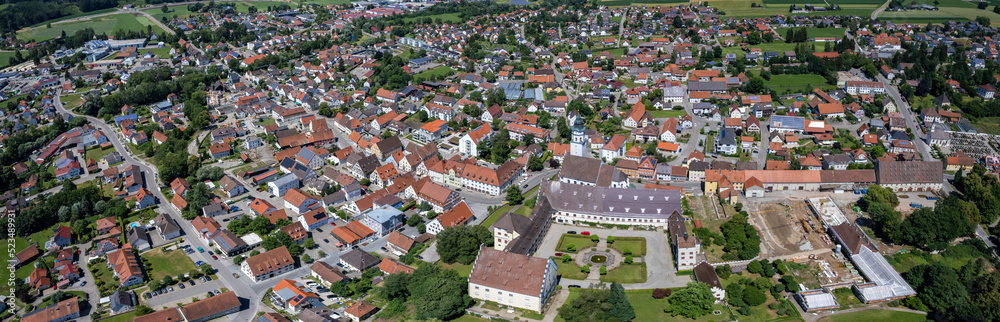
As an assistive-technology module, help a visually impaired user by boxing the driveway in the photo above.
[144,279,224,309]
[535,224,691,289]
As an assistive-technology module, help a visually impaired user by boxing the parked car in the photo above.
[316,228,323,232]
[336,263,344,267]
[206,276,212,281]
[212,255,218,260]
[326,295,337,299]
[190,280,196,286]
[80,281,86,287]
[567,231,577,234]
[555,252,563,256]
[196,261,205,266]
[323,239,330,243]
[197,247,205,253]
[168,287,174,292]
[581,231,590,235]
[145,293,152,299]
[200,277,207,282]
[568,285,582,288]
[233,273,240,278]
[214,289,221,295]
[178,283,185,289]
[380,247,388,252]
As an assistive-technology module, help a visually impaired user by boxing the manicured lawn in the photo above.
[775,27,847,39]
[624,289,731,321]
[819,309,927,322]
[29,224,58,246]
[18,14,165,42]
[479,204,515,227]
[98,311,137,322]
[86,145,115,163]
[649,110,687,118]
[553,257,588,280]
[139,47,172,59]
[600,263,646,283]
[765,74,836,95]
[556,234,597,253]
[403,12,463,23]
[513,205,532,216]
[1,237,29,270]
[440,262,473,278]
[609,237,646,256]
[142,248,198,281]
[255,117,276,127]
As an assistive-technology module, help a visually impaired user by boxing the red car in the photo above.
[212,255,218,260]
[555,253,563,256]
[581,231,590,236]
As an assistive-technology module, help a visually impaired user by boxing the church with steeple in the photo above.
[569,116,588,157]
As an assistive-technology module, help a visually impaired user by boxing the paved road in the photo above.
[534,224,692,289]
[872,0,892,20]
[54,92,259,321]
[877,75,935,161]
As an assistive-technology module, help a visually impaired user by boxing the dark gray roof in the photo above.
[340,249,379,271]
[541,181,682,219]
[687,81,729,92]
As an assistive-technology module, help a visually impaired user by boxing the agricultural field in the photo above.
[722,0,878,18]
[601,0,688,7]
[18,14,165,42]
[403,12,463,24]
[878,0,1000,24]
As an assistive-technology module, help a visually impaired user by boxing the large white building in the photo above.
[541,181,683,227]
[460,161,523,196]
[241,246,295,282]
[468,247,558,313]
[844,81,885,95]
[459,123,492,156]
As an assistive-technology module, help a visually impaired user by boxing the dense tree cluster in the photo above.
[558,283,634,322]
[435,225,492,264]
[261,230,304,256]
[863,184,975,249]
[902,243,999,321]
[719,212,761,260]
[227,215,289,236]
[376,264,474,320]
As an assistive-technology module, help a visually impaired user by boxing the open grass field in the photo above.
[556,234,597,253]
[878,0,1000,24]
[609,237,646,256]
[721,41,825,58]
[971,116,1000,135]
[86,145,115,162]
[624,289,732,322]
[29,8,118,27]
[649,110,687,118]
[819,309,927,322]
[139,47,172,59]
[302,0,354,5]
[403,12,463,24]
[601,0,688,7]
[775,27,846,39]
[719,0,877,17]
[765,74,837,95]
[142,248,198,281]
[18,14,165,42]
[415,65,455,79]
[97,312,138,322]
[0,51,16,69]
[599,262,646,283]
[440,262,473,278]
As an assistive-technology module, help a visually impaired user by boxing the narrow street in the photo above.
[54,92,260,321]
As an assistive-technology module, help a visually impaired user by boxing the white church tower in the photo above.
[570,116,588,157]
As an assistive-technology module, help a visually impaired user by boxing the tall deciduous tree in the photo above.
[665,282,715,318]
[435,225,492,264]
